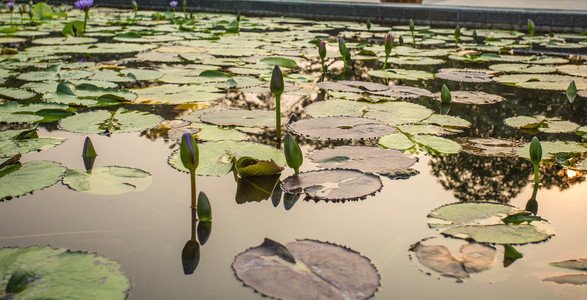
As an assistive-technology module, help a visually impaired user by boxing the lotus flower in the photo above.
[74,0,93,11]
[169,1,178,7]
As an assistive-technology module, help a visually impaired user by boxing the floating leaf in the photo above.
[0,160,66,200]
[543,274,587,285]
[282,169,382,201]
[169,141,285,177]
[62,166,152,195]
[363,102,434,126]
[495,74,587,90]
[44,83,138,107]
[368,69,434,80]
[289,117,396,140]
[0,88,36,100]
[318,80,389,93]
[457,138,519,157]
[433,91,505,105]
[308,146,417,175]
[59,108,162,134]
[550,258,587,271]
[556,64,587,77]
[504,115,580,133]
[235,174,280,204]
[200,109,277,128]
[489,63,556,74]
[424,114,471,128]
[235,157,284,178]
[442,224,554,245]
[380,56,445,65]
[260,57,298,68]
[435,68,494,83]
[371,85,433,99]
[132,84,223,104]
[0,246,130,299]
[0,103,72,123]
[233,239,379,299]
[304,100,367,118]
[516,141,586,160]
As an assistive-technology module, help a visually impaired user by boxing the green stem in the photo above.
[172,7,175,22]
[131,11,136,24]
[276,94,281,149]
[10,12,13,26]
[190,171,197,211]
[532,163,540,185]
[294,167,299,174]
[321,59,325,73]
[83,10,88,34]
[382,55,388,70]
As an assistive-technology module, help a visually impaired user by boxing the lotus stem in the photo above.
[276,94,281,148]
[83,9,89,33]
[190,171,197,212]
[532,163,539,185]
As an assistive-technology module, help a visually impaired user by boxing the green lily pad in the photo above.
[442,224,554,245]
[433,91,505,105]
[397,124,461,136]
[457,138,519,157]
[379,133,461,155]
[392,46,455,57]
[368,69,435,80]
[25,43,154,54]
[363,102,434,126]
[289,116,396,140]
[0,246,130,299]
[380,56,445,65]
[44,83,137,107]
[282,169,383,201]
[259,57,297,68]
[200,109,277,128]
[304,100,366,118]
[132,84,223,104]
[318,81,390,93]
[0,103,71,123]
[63,166,152,195]
[217,76,264,89]
[169,123,248,142]
[22,80,118,94]
[0,136,66,157]
[378,133,416,151]
[424,114,471,128]
[59,108,162,134]
[235,157,284,178]
[232,239,380,299]
[556,64,587,77]
[31,37,98,45]
[435,68,494,83]
[169,141,285,176]
[495,74,587,90]
[371,85,433,99]
[0,88,36,100]
[17,69,93,82]
[516,141,586,160]
[307,146,417,175]
[504,115,580,133]
[0,160,66,200]
[489,63,556,74]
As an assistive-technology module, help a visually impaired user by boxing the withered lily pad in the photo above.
[289,117,396,140]
[0,160,66,200]
[200,109,277,128]
[428,202,554,245]
[457,138,519,157]
[410,239,496,281]
[504,115,580,133]
[435,69,494,83]
[282,169,382,201]
[232,238,380,300]
[307,146,417,175]
[434,91,505,105]
[62,167,152,195]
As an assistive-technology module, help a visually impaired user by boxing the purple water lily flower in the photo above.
[169,1,178,7]
[7,0,15,10]
[74,0,93,11]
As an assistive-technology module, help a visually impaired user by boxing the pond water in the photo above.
[0,4,586,300]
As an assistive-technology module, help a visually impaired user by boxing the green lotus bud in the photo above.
[284,133,303,174]
[270,65,284,97]
[409,19,414,32]
[82,136,97,158]
[440,84,451,103]
[366,18,371,31]
[344,48,351,62]
[318,41,326,60]
[132,0,137,11]
[472,29,478,41]
[384,34,393,56]
[454,25,460,46]
[197,191,211,221]
[529,136,542,165]
[338,37,347,60]
[527,19,535,36]
[180,132,199,171]
[566,80,577,103]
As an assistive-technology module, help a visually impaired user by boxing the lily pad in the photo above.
[259,57,298,68]
[59,108,163,134]
[368,69,435,81]
[435,69,494,83]
[304,100,367,118]
[0,246,130,299]
[132,84,224,105]
[489,63,556,74]
[543,274,587,285]
[318,80,390,93]
[62,166,152,195]
[307,146,417,174]
[434,91,505,105]
[516,141,586,160]
[504,115,580,133]
[550,258,587,271]
[363,102,434,126]
[289,117,396,140]
[0,103,72,123]
[200,109,277,128]
[442,224,554,245]
[169,141,285,176]
[44,83,138,107]
[457,138,519,157]
[0,87,36,100]
[424,114,471,128]
[232,238,380,300]
[282,169,382,201]
[380,56,445,65]
[495,74,587,90]
[0,160,66,200]
[0,136,66,157]
[556,64,587,77]
[371,85,433,99]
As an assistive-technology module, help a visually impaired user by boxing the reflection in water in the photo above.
[235,174,280,204]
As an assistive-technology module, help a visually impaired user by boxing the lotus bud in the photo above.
[366,18,371,31]
[270,65,284,97]
[472,29,478,41]
[182,0,187,11]
[409,19,414,32]
[527,19,535,36]
[284,133,303,174]
[180,132,199,172]
[529,136,542,165]
[454,25,461,46]
[318,41,326,60]
[399,35,404,45]
[82,136,97,158]
[197,192,211,221]
[338,37,347,60]
[236,12,240,23]
[566,80,577,103]
[132,0,137,11]
[344,48,351,62]
[384,34,393,56]
[71,23,78,37]
[440,84,451,103]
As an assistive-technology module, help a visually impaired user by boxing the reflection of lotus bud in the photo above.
[270,65,284,97]
[284,192,300,211]
[440,102,451,115]
[180,133,198,171]
[132,0,137,11]
[527,19,535,36]
[181,240,200,275]
[440,84,451,103]
[566,80,577,103]
[284,133,303,174]
[338,38,347,59]
[399,36,404,45]
[384,34,393,56]
[472,29,478,41]
[318,41,326,60]
[197,221,212,245]
[529,136,542,165]
[197,192,212,221]
[72,23,78,36]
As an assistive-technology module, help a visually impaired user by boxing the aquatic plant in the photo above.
[318,41,326,73]
[529,136,542,184]
[18,4,23,26]
[7,0,15,25]
[366,18,371,31]
[131,1,137,24]
[440,84,451,103]
[409,19,416,45]
[566,80,577,103]
[169,0,178,21]
[182,0,187,16]
[382,34,393,70]
[180,132,199,208]
[74,0,93,33]
[338,38,350,73]
[454,25,460,47]
[527,19,535,36]
[27,2,33,24]
[270,66,284,146]
[284,133,303,174]
[197,192,212,221]
[82,136,97,171]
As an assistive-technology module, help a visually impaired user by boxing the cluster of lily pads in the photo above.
[0,1,586,298]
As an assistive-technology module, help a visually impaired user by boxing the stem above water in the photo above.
[190,171,197,211]
[276,94,281,149]
[532,163,540,185]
